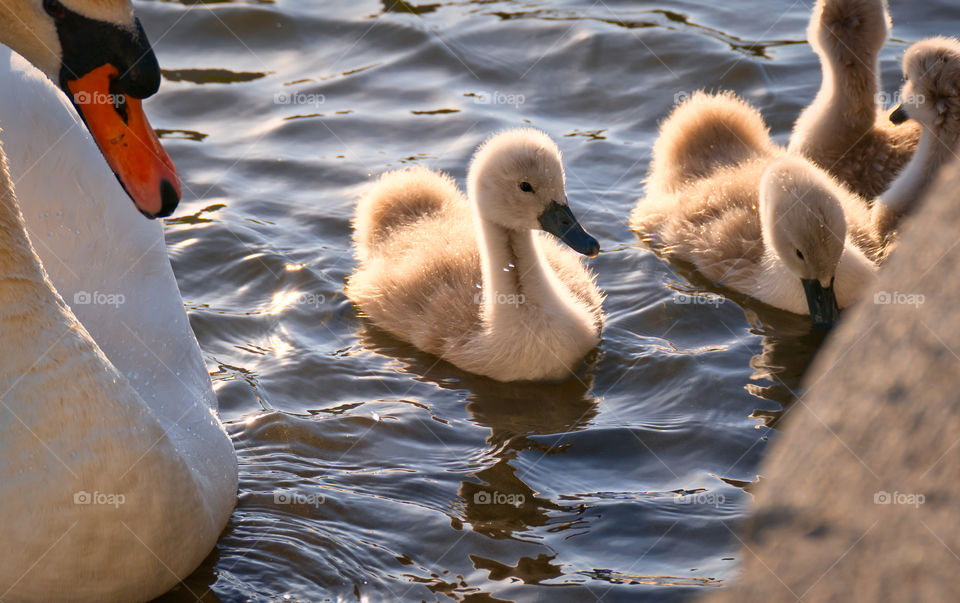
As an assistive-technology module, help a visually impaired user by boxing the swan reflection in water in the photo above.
[657,258,833,431]
[357,321,598,580]
[355,323,724,591]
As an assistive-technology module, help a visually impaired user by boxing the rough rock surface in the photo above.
[710,161,960,602]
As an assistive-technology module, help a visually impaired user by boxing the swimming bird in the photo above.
[632,92,877,326]
[347,129,604,382]
[0,1,237,600]
[789,0,921,199]
[873,37,960,236]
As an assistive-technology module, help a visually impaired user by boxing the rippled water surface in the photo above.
[135,1,955,600]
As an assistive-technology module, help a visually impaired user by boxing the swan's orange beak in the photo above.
[66,64,180,218]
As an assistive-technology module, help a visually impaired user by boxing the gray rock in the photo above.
[710,161,960,602]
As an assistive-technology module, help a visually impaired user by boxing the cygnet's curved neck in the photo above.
[475,214,571,328]
[877,126,957,215]
[792,46,881,153]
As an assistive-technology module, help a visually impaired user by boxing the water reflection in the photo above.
[644,251,832,428]
[459,378,598,541]
[381,0,440,15]
[356,321,600,540]
[746,328,829,429]
[471,553,563,586]
[484,6,802,58]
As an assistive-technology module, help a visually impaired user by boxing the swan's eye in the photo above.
[43,0,67,19]
[519,182,535,193]
[796,249,805,261]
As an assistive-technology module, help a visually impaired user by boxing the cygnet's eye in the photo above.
[519,182,535,193]
[43,0,67,19]
[796,249,805,261]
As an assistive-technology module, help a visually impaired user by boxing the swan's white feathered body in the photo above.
[0,40,235,603]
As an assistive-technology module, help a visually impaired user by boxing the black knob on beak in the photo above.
[112,19,161,99]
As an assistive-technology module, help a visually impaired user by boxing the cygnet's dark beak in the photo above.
[538,201,600,257]
[890,104,910,125]
[801,278,841,328]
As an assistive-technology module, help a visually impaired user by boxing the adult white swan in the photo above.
[0,1,237,601]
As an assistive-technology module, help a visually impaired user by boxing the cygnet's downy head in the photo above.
[467,129,600,257]
[890,37,960,135]
[760,157,848,327]
[809,0,890,67]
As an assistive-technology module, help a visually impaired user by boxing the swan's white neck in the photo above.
[0,154,62,332]
[790,46,881,154]
[0,6,57,79]
[475,215,573,328]
[0,48,237,600]
[469,207,599,382]
[877,127,956,214]
[0,152,230,597]
[833,242,878,307]
[830,56,879,113]
[1,48,218,415]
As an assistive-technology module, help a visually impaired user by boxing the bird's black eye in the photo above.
[43,0,67,19]
[519,182,534,193]
[796,249,805,261]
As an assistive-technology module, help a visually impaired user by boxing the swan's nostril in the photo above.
[107,77,130,124]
